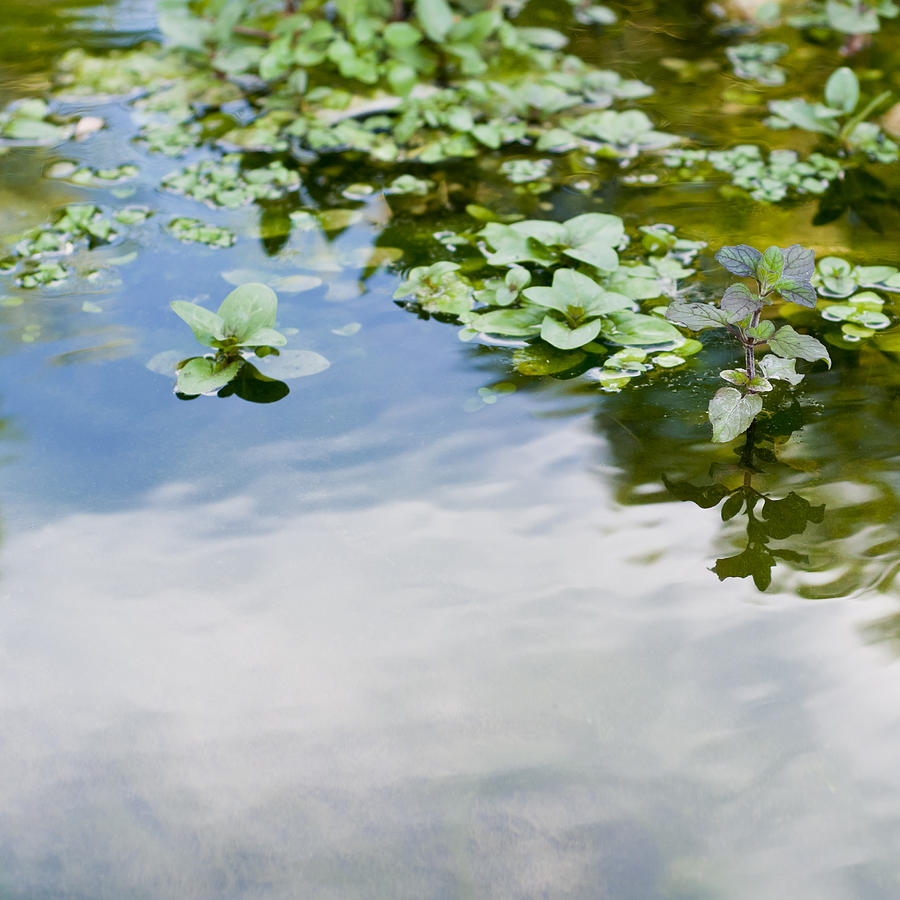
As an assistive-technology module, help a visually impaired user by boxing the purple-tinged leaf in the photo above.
[665,299,730,331]
[715,244,762,278]
[774,278,817,308]
[781,245,815,282]
[721,283,761,323]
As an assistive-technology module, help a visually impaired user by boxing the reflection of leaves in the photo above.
[813,167,899,232]
[216,361,290,403]
[713,545,774,591]
[761,492,825,539]
[662,475,729,508]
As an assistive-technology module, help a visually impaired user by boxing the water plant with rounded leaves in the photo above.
[169,282,328,398]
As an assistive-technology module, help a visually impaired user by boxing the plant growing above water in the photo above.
[766,67,896,162]
[169,282,328,399]
[667,244,830,443]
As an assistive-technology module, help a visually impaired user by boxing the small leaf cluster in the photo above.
[766,67,897,162]
[78,0,666,167]
[667,244,830,443]
[0,98,73,146]
[790,0,898,36]
[395,213,704,385]
[161,155,301,208]
[725,42,788,86]
[46,161,139,186]
[168,282,328,397]
[2,203,150,289]
[662,145,841,203]
[812,254,900,296]
[166,217,236,248]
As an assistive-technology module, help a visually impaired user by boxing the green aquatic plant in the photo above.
[65,0,665,167]
[0,98,74,146]
[166,217,236,248]
[45,161,139,186]
[395,212,703,386]
[790,0,898,47]
[161,155,301,208]
[662,145,842,203]
[725,42,788,86]
[169,282,328,397]
[667,244,830,443]
[766,66,896,162]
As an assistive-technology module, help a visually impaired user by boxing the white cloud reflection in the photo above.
[1,420,899,899]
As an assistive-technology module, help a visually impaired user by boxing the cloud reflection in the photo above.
[0,422,899,898]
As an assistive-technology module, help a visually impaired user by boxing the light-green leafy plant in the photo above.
[766,67,897,162]
[171,282,313,396]
[667,244,830,442]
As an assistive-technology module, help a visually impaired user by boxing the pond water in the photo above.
[2,2,900,898]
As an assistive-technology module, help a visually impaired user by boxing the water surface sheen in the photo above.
[2,3,900,898]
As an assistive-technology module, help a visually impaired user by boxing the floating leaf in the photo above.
[603,311,683,346]
[512,345,585,374]
[253,349,330,379]
[175,356,242,395]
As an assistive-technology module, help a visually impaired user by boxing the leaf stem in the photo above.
[744,307,761,380]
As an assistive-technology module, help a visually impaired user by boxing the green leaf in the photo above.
[773,278,817,308]
[721,283,761,323]
[175,356,242,395]
[746,319,775,341]
[603,311,683,346]
[758,354,804,384]
[662,475,729,509]
[781,244,816,282]
[253,349,330,379]
[720,368,750,386]
[825,66,860,113]
[523,269,631,318]
[768,324,831,366]
[716,245,763,278]
[512,345,585,375]
[757,246,784,294]
[480,222,558,266]
[709,387,764,442]
[217,282,278,342]
[464,307,543,336]
[239,327,288,348]
[665,299,731,331]
[540,313,604,349]
[171,301,227,347]
[415,0,455,42]
[560,212,623,271]
[384,22,422,48]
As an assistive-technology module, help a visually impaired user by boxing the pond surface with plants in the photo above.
[3,0,900,896]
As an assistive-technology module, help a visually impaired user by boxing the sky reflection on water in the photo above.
[2,412,900,898]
